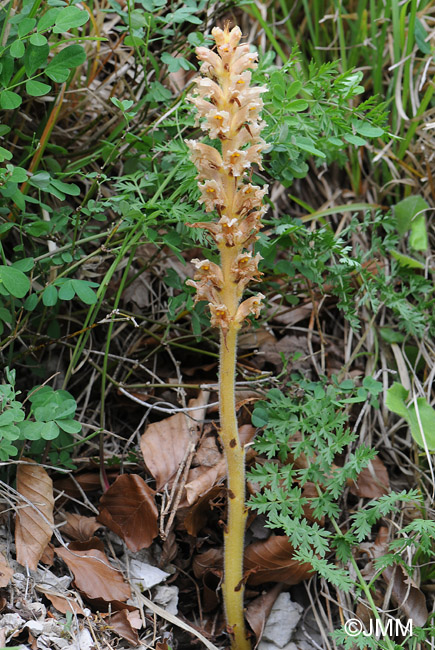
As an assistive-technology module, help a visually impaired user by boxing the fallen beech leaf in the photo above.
[202,570,222,612]
[375,530,427,626]
[15,460,54,570]
[251,334,311,374]
[184,425,256,506]
[184,486,224,536]
[360,527,428,627]
[185,459,226,506]
[69,536,105,553]
[44,592,86,616]
[183,362,217,376]
[244,535,313,586]
[383,565,428,626]
[269,301,313,326]
[108,609,140,646]
[54,469,119,500]
[238,328,277,349]
[0,552,13,587]
[97,474,158,551]
[55,545,131,602]
[193,548,223,580]
[355,584,385,632]
[235,392,261,410]
[348,457,390,498]
[40,543,54,566]
[245,583,283,647]
[140,392,209,490]
[192,548,223,613]
[27,629,37,650]
[62,514,103,542]
[161,530,178,565]
[193,430,221,467]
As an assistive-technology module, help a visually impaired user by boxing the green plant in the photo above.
[256,50,388,188]
[386,382,435,451]
[248,375,433,648]
[0,367,80,467]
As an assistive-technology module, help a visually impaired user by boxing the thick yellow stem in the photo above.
[219,247,251,650]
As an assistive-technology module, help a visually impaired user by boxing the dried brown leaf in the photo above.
[192,548,223,613]
[245,583,283,647]
[54,469,118,500]
[382,564,428,626]
[235,392,262,410]
[269,301,313,326]
[0,552,13,588]
[375,529,427,626]
[97,474,158,551]
[15,460,54,570]
[108,609,140,645]
[27,629,37,650]
[69,536,105,553]
[244,535,313,586]
[62,514,103,542]
[184,425,256,506]
[361,527,428,627]
[55,545,131,602]
[140,392,209,490]
[201,570,222,612]
[185,459,226,506]
[44,592,86,616]
[192,548,223,580]
[238,328,277,350]
[193,430,221,468]
[348,457,390,498]
[184,486,224,536]
[40,542,54,566]
[160,530,178,565]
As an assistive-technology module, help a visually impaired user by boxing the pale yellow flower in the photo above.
[194,78,224,103]
[195,46,222,74]
[191,258,224,288]
[211,25,242,49]
[202,109,231,139]
[198,179,226,212]
[232,51,258,76]
[231,252,263,292]
[209,303,231,331]
[234,184,268,215]
[235,293,265,323]
[224,145,264,176]
[186,141,223,182]
[186,278,220,304]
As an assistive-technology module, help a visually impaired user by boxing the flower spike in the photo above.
[186,24,268,329]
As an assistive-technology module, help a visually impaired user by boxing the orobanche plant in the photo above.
[186,23,267,650]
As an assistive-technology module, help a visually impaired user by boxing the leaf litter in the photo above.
[1,387,400,650]
[15,460,55,571]
[0,267,412,650]
[97,473,158,551]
